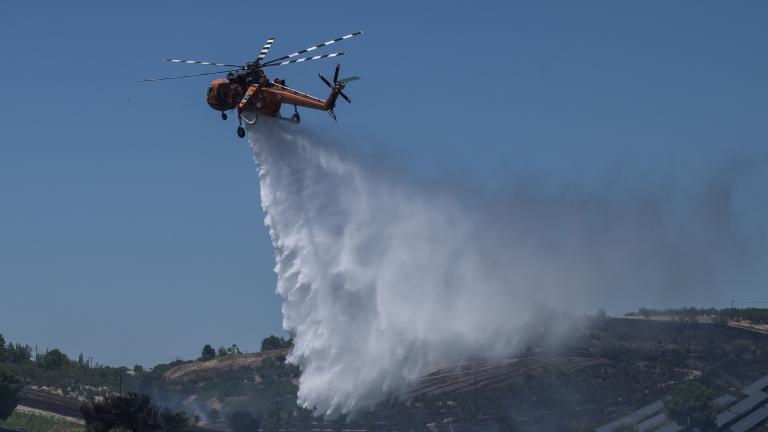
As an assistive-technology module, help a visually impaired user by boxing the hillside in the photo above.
[5,313,768,431]
[103,317,768,430]
[163,348,291,383]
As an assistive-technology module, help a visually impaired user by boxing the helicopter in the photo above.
[140,31,363,138]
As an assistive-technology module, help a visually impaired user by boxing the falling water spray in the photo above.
[247,120,766,417]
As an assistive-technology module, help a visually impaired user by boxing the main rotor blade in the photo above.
[257,37,276,61]
[163,58,242,68]
[138,69,238,82]
[263,52,347,67]
[262,31,362,66]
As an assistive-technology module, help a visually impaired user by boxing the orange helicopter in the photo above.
[141,32,362,138]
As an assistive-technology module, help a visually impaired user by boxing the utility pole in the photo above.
[474,366,478,413]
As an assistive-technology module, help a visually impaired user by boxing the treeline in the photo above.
[0,332,293,408]
[80,392,266,432]
[1,332,297,425]
[81,392,197,431]
[0,332,137,406]
[625,307,768,323]
[198,335,293,362]
[1,332,206,430]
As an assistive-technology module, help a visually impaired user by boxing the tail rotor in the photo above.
[319,63,359,104]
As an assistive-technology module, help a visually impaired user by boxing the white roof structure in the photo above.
[635,412,667,432]
[742,374,768,396]
[730,405,768,432]
[730,391,768,415]
[594,400,663,432]
[714,393,738,408]
[655,422,682,432]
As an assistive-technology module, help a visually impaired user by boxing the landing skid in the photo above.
[240,111,259,126]
[239,111,299,125]
[235,110,300,138]
[237,112,255,138]
[276,113,301,124]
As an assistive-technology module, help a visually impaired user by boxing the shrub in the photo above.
[0,363,23,420]
[665,381,715,430]
[200,345,216,362]
[41,349,69,370]
[80,393,192,432]
[260,335,293,351]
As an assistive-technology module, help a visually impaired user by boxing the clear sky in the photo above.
[1,1,766,367]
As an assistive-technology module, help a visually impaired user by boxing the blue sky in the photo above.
[1,1,766,367]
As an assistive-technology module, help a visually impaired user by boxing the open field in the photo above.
[0,410,83,432]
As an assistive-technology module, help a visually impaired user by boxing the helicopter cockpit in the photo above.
[206,79,242,111]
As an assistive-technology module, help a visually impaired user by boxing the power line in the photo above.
[732,300,768,305]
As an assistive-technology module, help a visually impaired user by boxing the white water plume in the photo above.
[247,120,765,416]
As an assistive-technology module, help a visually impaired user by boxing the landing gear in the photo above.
[221,112,227,121]
[236,115,246,138]
[292,105,301,124]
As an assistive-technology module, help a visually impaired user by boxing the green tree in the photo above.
[261,335,293,351]
[80,392,192,432]
[200,344,216,361]
[5,343,31,364]
[0,363,23,420]
[41,349,69,369]
[666,381,715,430]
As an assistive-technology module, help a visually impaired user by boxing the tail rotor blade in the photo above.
[319,73,333,88]
[339,91,351,104]
[333,63,340,84]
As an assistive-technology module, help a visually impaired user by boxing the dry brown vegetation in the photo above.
[162,348,290,382]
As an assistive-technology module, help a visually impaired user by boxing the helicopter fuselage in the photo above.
[206,71,338,119]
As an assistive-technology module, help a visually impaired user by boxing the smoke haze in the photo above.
[247,120,766,416]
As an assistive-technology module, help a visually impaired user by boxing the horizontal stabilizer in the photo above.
[339,76,361,84]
